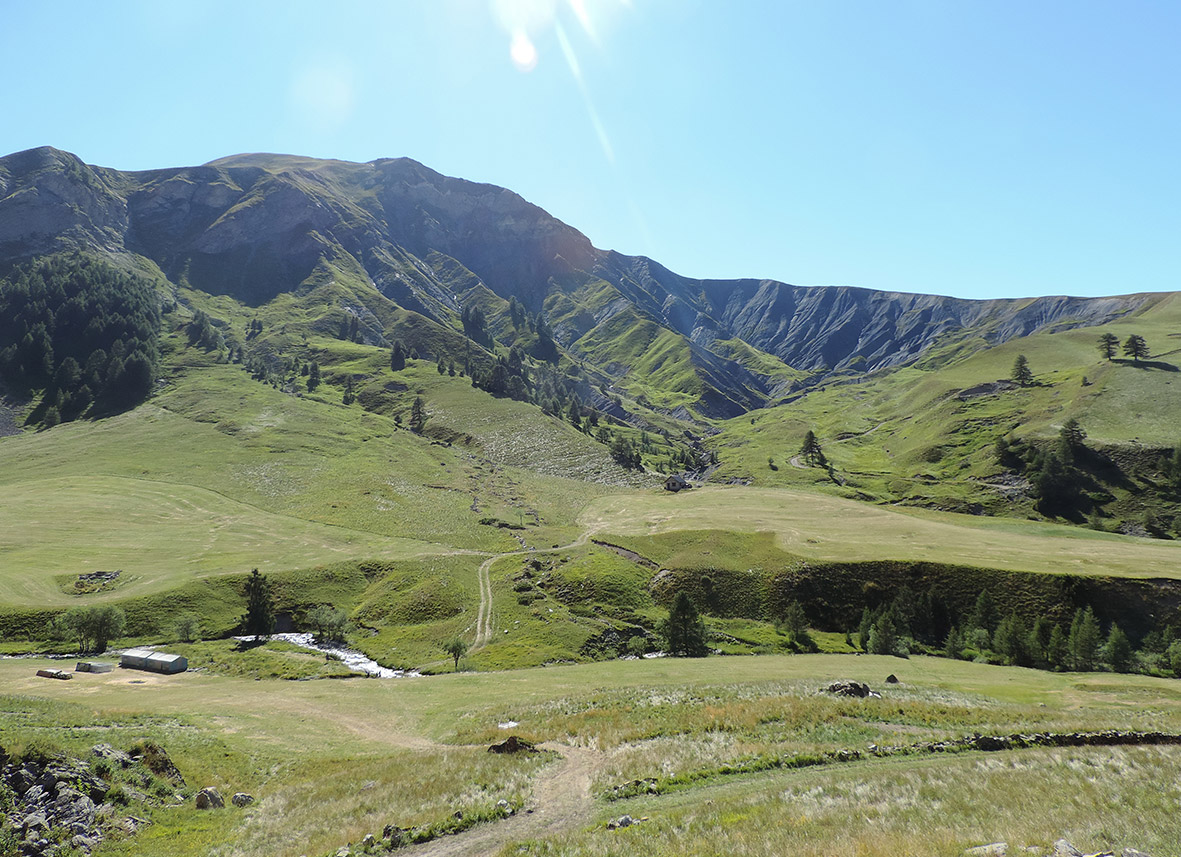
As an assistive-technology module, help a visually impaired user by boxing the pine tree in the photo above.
[409,397,427,434]
[240,569,275,641]
[1057,418,1086,463]
[968,590,999,635]
[1047,624,1069,670]
[1068,606,1102,671]
[867,611,897,655]
[993,613,1029,666]
[1012,354,1033,387]
[307,361,321,392]
[390,341,406,371]
[1097,332,1119,360]
[943,626,964,660]
[1122,334,1149,363]
[1103,623,1133,673]
[662,591,709,657]
[799,430,826,467]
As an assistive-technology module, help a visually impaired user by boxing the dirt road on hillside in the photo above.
[471,526,603,650]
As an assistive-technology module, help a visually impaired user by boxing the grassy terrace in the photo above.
[583,485,1181,579]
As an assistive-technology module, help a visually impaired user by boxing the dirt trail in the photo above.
[406,743,600,857]
[471,525,603,651]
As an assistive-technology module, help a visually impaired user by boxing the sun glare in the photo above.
[510,30,540,72]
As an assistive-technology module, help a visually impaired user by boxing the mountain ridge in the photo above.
[0,145,1161,418]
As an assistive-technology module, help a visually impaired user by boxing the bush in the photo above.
[175,615,201,643]
[626,635,649,656]
[306,605,348,643]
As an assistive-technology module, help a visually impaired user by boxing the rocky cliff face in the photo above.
[0,147,1155,414]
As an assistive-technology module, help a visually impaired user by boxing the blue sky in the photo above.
[3,1,1179,299]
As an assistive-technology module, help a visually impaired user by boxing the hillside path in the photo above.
[471,525,603,650]
[405,742,600,857]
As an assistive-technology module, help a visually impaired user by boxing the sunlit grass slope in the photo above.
[582,485,1181,579]
[713,292,1181,511]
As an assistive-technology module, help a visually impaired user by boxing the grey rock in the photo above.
[966,844,1007,857]
[91,743,134,768]
[20,812,48,832]
[826,680,873,698]
[1053,842,1083,857]
[362,834,375,847]
[195,787,224,809]
[231,792,254,807]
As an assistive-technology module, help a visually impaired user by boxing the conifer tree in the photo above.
[1012,354,1033,387]
[1122,334,1149,363]
[1068,606,1102,671]
[1103,623,1133,673]
[1097,332,1119,360]
[241,568,275,642]
[662,591,709,657]
[409,396,427,434]
[799,430,826,467]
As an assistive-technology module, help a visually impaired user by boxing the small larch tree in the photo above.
[799,430,826,467]
[409,396,427,434]
[1011,354,1033,387]
[241,568,275,642]
[662,591,709,657]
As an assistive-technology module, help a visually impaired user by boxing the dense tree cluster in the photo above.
[995,422,1095,516]
[849,582,1177,677]
[0,254,161,424]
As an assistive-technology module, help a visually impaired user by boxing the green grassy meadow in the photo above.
[2,654,1180,857]
[582,485,1181,579]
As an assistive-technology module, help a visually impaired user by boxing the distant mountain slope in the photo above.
[0,146,1160,418]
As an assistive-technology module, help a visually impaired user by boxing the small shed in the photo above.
[120,648,188,674]
[76,661,114,674]
[663,474,691,492]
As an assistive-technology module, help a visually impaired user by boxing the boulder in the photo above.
[885,673,900,684]
[826,680,873,698]
[91,743,134,768]
[231,793,254,807]
[488,735,537,754]
[195,787,224,809]
[1053,842,1083,857]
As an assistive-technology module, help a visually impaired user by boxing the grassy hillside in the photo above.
[714,293,1181,529]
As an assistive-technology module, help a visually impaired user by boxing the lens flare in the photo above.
[510,29,539,72]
